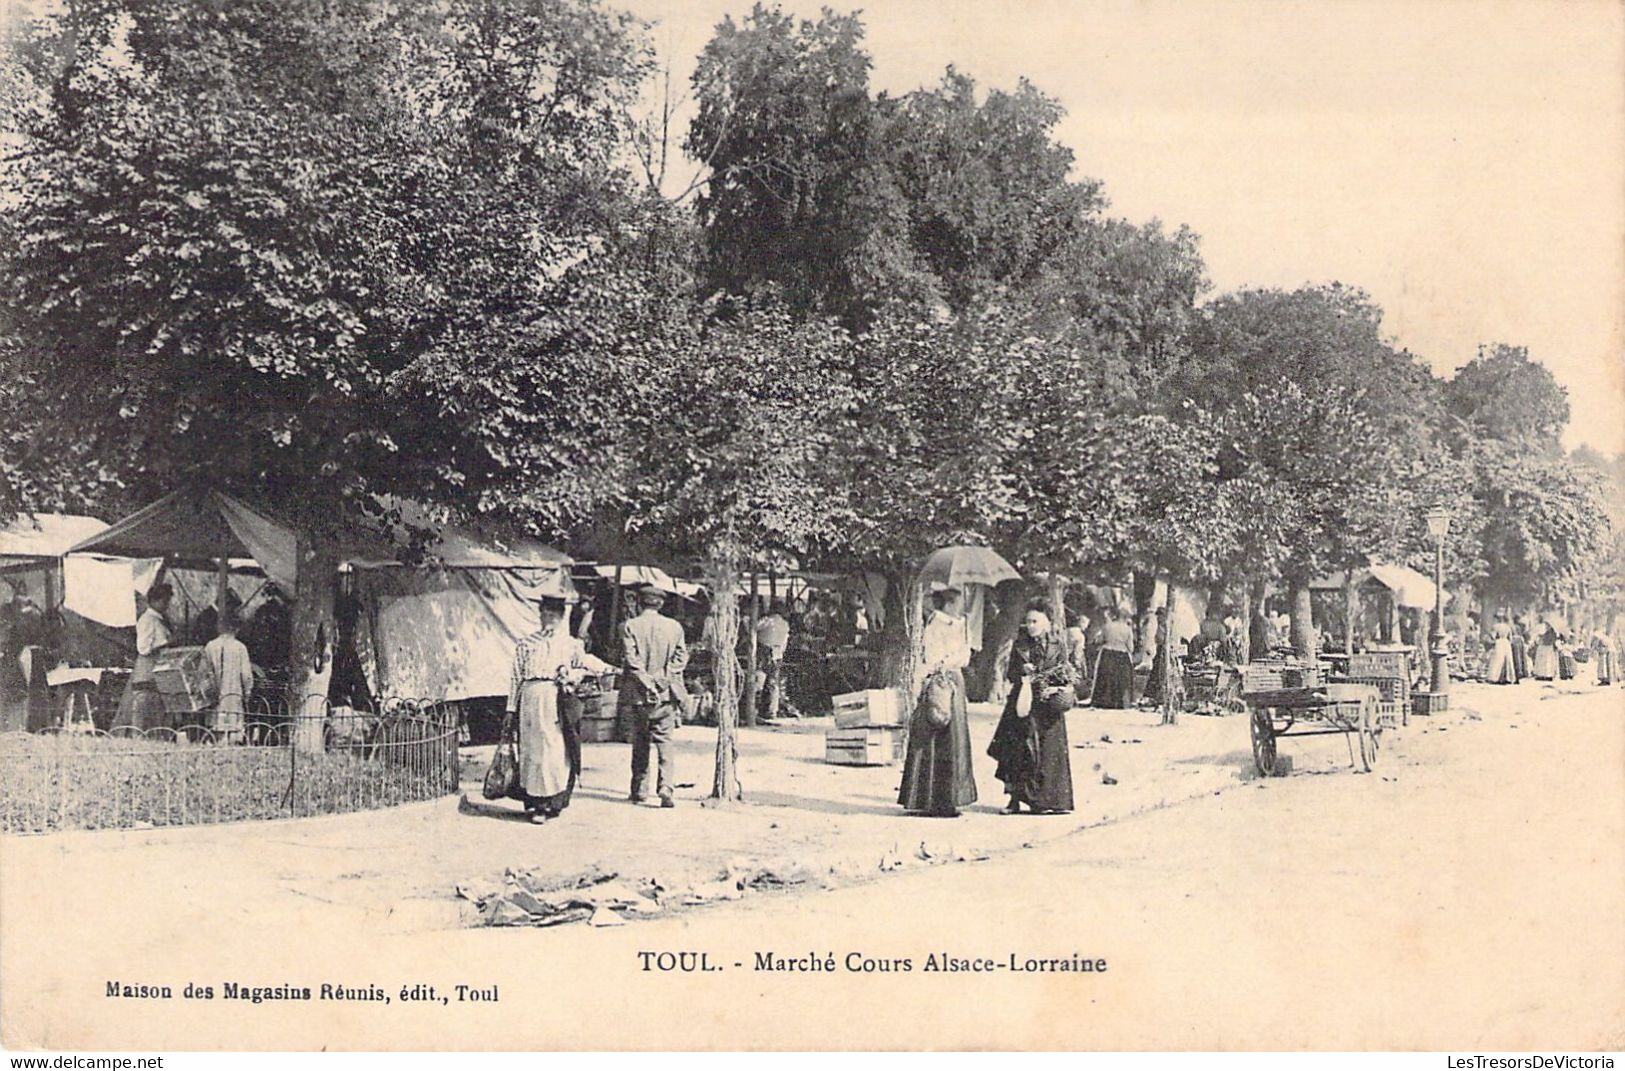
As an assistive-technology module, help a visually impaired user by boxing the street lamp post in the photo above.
[1425,506,1452,699]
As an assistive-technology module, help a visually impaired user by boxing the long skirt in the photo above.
[1558,649,1576,680]
[898,669,977,815]
[1090,649,1133,709]
[1530,644,1558,681]
[988,683,1073,813]
[112,658,170,732]
[1596,648,1614,686]
[516,680,581,816]
[1485,638,1516,684]
[1510,636,1528,681]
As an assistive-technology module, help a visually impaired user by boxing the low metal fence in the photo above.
[0,696,460,834]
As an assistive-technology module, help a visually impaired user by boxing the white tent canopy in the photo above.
[1312,563,1439,609]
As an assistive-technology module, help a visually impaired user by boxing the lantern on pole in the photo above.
[1424,506,1452,698]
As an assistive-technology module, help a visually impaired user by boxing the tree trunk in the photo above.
[1480,589,1502,637]
[879,573,926,699]
[1132,571,1157,665]
[741,572,759,728]
[1343,575,1357,656]
[289,540,338,756]
[1244,576,1267,664]
[707,556,743,802]
[1048,573,1067,630]
[1157,588,1179,724]
[1288,579,1315,661]
[876,568,925,694]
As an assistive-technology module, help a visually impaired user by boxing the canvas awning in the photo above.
[1312,564,1438,609]
[66,489,299,595]
[0,514,108,563]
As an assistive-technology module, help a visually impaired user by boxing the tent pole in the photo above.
[607,563,625,661]
[216,557,230,620]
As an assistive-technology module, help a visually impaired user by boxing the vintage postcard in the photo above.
[1,0,1621,1053]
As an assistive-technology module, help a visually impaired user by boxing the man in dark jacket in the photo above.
[621,586,689,807]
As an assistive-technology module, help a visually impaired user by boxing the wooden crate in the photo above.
[825,726,906,766]
[151,645,211,714]
[832,688,905,728]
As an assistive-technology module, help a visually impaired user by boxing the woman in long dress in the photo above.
[1510,621,1529,682]
[507,596,613,825]
[898,587,978,818]
[1484,615,1516,684]
[1090,607,1135,709]
[1592,629,1615,687]
[988,598,1075,815]
[113,582,174,732]
[1529,624,1559,681]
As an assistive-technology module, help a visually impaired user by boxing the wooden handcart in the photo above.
[1244,683,1392,776]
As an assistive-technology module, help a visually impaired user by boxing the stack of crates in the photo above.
[1346,651,1412,724]
[825,688,907,766]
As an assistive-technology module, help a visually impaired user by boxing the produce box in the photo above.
[831,688,905,728]
[151,645,212,714]
[578,715,620,744]
[825,726,906,766]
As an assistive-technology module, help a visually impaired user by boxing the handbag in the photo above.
[918,670,955,730]
[482,712,519,801]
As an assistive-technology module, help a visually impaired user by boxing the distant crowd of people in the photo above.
[1468,611,1618,688]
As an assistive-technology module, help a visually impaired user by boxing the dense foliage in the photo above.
[2,0,1616,756]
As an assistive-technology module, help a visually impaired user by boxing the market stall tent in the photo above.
[1311,564,1439,609]
[68,489,576,705]
[1,513,109,607]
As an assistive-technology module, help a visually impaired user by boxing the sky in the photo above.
[621,0,1625,454]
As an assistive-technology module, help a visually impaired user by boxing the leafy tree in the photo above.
[1182,285,1442,656]
[875,68,1102,312]
[685,3,914,328]
[1,0,659,741]
[621,300,855,800]
[1446,343,1570,450]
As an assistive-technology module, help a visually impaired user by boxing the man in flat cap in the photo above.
[621,585,689,807]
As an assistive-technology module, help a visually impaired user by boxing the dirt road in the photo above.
[3,682,1621,1050]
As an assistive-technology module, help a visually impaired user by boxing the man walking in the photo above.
[622,586,689,808]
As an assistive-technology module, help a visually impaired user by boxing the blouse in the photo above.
[507,627,612,713]
[921,610,970,673]
[1100,619,1134,653]
[136,608,172,657]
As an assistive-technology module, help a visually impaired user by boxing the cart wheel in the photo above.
[1249,707,1278,777]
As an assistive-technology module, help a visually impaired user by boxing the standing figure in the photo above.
[1510,620,1529,682]
[898,586,978,818]
[203,611,255,743]
[1591,628,1614,687]
[204,611,255,744]
[756,600,790,720]
[621,586,689,808]
[114,582,174,732]
[988,598,1076,815]
[1484,613,1516,685]
[1090,607,1135,709]
[507,595,613,825]
[1529,623,1559,681]
[1557,631,1577,680]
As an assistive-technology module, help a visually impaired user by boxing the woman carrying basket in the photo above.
[898,586,978,818]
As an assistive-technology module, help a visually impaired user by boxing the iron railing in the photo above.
[0,696,460,833]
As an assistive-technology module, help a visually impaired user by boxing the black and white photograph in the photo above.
[0,0,1621,1055]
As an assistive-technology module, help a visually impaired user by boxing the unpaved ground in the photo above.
[3,680,1620,1050]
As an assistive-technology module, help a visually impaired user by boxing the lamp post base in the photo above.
[1428,633,1451,698]
[1415,690,1450,716]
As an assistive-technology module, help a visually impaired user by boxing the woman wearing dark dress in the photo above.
[1090,607,1135,709]
[898,587,978,818]
[988,598,1075,815]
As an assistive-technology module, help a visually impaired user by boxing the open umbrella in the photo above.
[917,545,1020,590]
